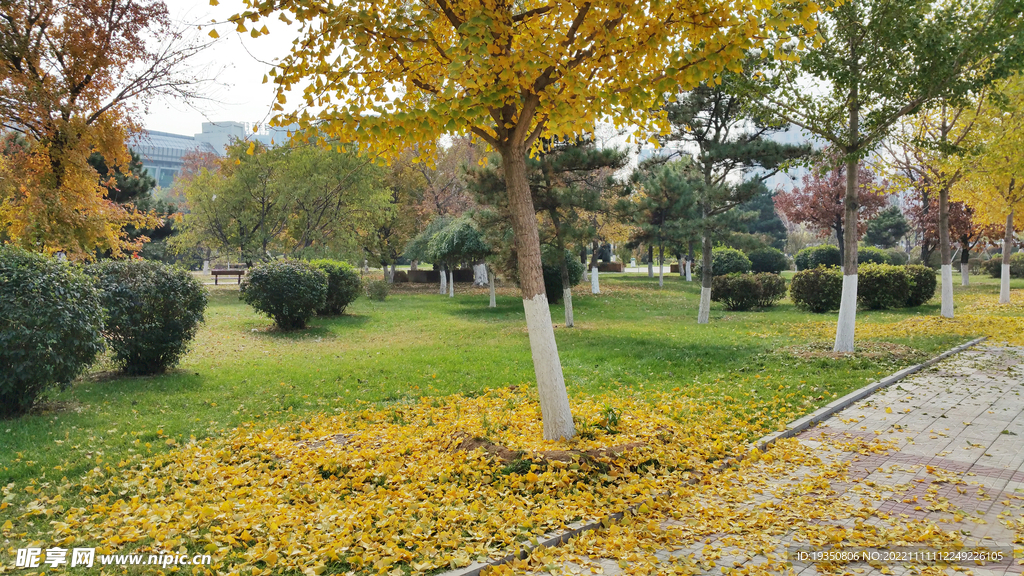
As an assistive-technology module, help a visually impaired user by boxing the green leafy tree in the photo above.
[752,0,1024,351]
[176,141,389,265]
[864,206,910,248]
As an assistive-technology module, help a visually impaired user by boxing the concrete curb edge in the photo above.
[437,336,988,576]
[752,336,987,451]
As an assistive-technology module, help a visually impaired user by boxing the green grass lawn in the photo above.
[2,271,1021,494]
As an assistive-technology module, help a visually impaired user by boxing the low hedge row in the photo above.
[794,245,907,270]
[790,264,937,312]
[240,259,364,330]
[981,253,1024,278]
[711,272,787,311]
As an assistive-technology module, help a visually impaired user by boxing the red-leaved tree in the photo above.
[774,160,889,264]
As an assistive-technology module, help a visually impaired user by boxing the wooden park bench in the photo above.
[211,269,246,285]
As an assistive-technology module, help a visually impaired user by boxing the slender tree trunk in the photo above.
[658,244,665,288]
[647,245,654,278]
[499,145,574,441]
[960,242,971,286]
[448,270,454,298]
[698,226,713,324]
[411,260,418,271]
[589,240,600,269]
[938,186,954,317]
[552,216,574,328]
[834,223,846,268]
[1001,210,1013,304]
[440,263,447,295]
[677,253,684,278]
[686,242,693,281]
[488,264,496,308]
[834,67,860,353]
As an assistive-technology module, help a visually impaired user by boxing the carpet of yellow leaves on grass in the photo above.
[788,290,1024,347]
[4,388,807,575]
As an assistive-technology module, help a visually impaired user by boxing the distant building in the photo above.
[129,121,292,188]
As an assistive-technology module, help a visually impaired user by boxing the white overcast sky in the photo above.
[140,1,298,135]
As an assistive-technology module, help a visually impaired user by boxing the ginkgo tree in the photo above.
[227,0,818,440]
[952,75,1024,305]
[752,0,1024,352]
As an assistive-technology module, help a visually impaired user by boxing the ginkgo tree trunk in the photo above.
[230,0,818,440]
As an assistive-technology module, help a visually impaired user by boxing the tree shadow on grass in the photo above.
[249,314,371,340]
[85,369,207,396]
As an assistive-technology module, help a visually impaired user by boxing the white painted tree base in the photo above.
[522,294,576,440]
[1001,264,1011,304]
[940,265,954,318]
[658,265,664,288]
[591,267,600,294]
[563,288,574,327]
[582,267,589,282]
[961,267,969,287]
[685,261,691,282]
[488,269,496,308]
[833,274,858,353]
[448,271,454,298]
[440,269,447,295]
[697,286,711,324]
[473,263,488,286]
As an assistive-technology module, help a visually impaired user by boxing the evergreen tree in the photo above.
[864,206,910,248]
[657,68,811,323]
[467,138,627,326]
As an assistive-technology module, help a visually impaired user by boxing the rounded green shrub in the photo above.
[755,272,788,308]
[1011,253,1024,278]
[1,247,104,417]
[885,249,909,266]
[748,247,789,274]
[695,247,752,277]
[543,249,585,303]
[309,259,361,315]
[904,264,938,307]
[794,245,841,271]
[857,246,890,265]
[790,265,843,312]
[711,273,760,310]
[240,260,327,330]
[364,279,390,301]
[857,263,910,310]
[91,260,207,375]
[711,272,787,311]
[982,258,1003,278]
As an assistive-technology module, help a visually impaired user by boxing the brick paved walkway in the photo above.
[531,345,1024,576]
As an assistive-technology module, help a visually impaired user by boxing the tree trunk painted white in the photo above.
[410,260,418,271]
[448,270,455,298]
[591,267,600,294]
[961,265,969,286]
[685,260,691,282]
[834,274,858,353]
[1001,211,1013,304]
[697,232,712,324]
[678,257,684,278]
[522,294,575,440]
[1001,265,1011,304]
[440,265,447,295]
[697,286,711,324]
[658,245,664,288]
[202,259,210,274]
[563,288,574,327]
[499,138,575,441]
[940,264,954,318]
[488,266,496,308]
[473,263,488,286]
[582,266,589,282]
